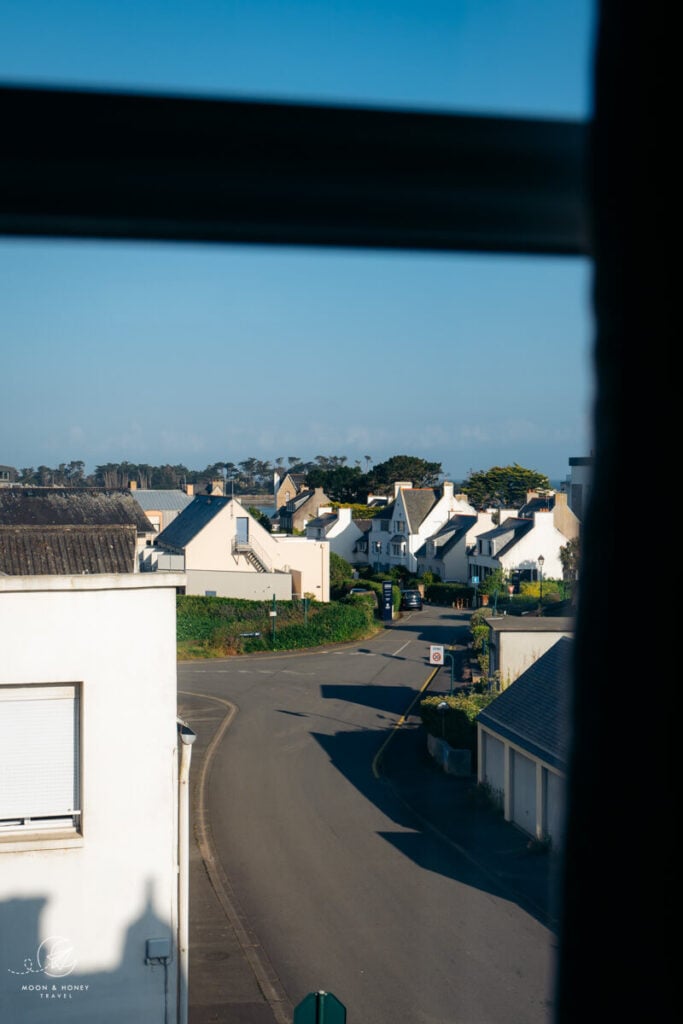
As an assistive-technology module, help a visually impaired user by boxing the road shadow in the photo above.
[310,716,561,933]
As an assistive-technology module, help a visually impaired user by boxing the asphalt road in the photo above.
[179,606,556,1024]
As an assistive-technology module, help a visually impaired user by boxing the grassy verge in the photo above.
[176,594,383,659]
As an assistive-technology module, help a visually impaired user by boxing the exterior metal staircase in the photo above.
[232,537,269,573]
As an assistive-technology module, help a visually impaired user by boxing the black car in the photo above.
[400,589,423,610]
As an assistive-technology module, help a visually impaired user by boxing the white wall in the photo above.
[187,568,292,600]
[0,574,184,1024]
[496,629,574,687]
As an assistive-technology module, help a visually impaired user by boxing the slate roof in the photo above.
[155,494,229,551]
[0,487,153,534]
[402,488,439,531]
[0,524,137,575]
[131,489,194,513]
[476,637,573,772]
[519,494,556,518]
[415,513,477,558]
[305,512,337,531]
[476,516,533,557]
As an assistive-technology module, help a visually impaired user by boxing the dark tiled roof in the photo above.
[519,495,556,517]
[415,514,477,560]
[306,513,336,529]
[476,516,534,557]
[155,494,229,551]
[353,519,373,534]
[0,524,136,575]
[0,487,153,533]
[476,637,573,771]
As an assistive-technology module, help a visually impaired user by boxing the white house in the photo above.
[477,637,572,846]
[148,495,330,602]
[0,572,188,1024]
[468,492,579,586]
[415,510,504,582]
[365,481,476,575]
[305,506,367,565]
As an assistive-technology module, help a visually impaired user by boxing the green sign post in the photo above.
[294,990,346,1023]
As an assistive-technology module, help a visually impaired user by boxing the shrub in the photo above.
[419,692,495,751]
[176,593,381,657]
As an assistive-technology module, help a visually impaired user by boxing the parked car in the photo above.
[400,589,423,610]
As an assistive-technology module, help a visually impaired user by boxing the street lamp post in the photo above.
[538,554,545,612]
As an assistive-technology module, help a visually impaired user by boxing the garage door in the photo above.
[511,749,536,836]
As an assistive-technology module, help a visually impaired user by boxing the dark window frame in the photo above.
[0,5,670,1017]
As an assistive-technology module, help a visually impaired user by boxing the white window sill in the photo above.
[0,831,84,853]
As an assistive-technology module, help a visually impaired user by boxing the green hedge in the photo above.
[176,594,379,657]
[419,692,495,751]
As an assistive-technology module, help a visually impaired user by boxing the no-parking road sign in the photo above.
[429,645,445,665]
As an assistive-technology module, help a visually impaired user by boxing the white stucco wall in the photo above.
[0,574,184,1023]
[496,629,574,687]
[186,568,292,600]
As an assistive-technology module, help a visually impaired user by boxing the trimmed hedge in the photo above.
[419,692,495,751]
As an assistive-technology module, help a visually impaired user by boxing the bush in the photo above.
[418,692,495,751]
[176,593,381,657]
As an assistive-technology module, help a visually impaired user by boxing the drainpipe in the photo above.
[177,718,196,1024]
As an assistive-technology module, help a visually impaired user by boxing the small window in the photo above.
[0,683,81,836]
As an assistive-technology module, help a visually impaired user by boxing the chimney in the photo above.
[129,480,137,491]
[185,483,194,496]
[338,507,352,525]
[210,478,225,496]
[442,480,454,500]
[393,480,412,498]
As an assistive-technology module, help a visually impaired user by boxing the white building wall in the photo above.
[186,568,292,600]
[179,501,329,601]
[498,631,574,687]
[0,574,184,1024]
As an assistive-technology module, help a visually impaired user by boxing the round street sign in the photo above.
[429,645,444,665]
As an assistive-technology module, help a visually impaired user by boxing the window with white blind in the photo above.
[0,683,81,835]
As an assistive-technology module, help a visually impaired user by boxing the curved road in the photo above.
[179,606,555,1024]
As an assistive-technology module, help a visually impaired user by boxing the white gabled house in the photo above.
[365,481,476,575]
[147,494,330,601]
[304,506,368,566]
[468,492,579,586]
[415,510,505,582]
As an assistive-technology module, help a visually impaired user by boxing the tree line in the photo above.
[13,457,551,510]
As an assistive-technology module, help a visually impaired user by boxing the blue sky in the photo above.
[0,1,597,484]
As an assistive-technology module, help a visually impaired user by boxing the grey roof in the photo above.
[402,488,439,531]
[0,524,136,575]
[155,494,229,551]
[476,516,533,557]
[354,519,373,534]
[306,513,336,530]
[131,489,193,512]
[476,637,573,771]
[0,487,153,534]
[518,494,556,518]
[416,513,478,559]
